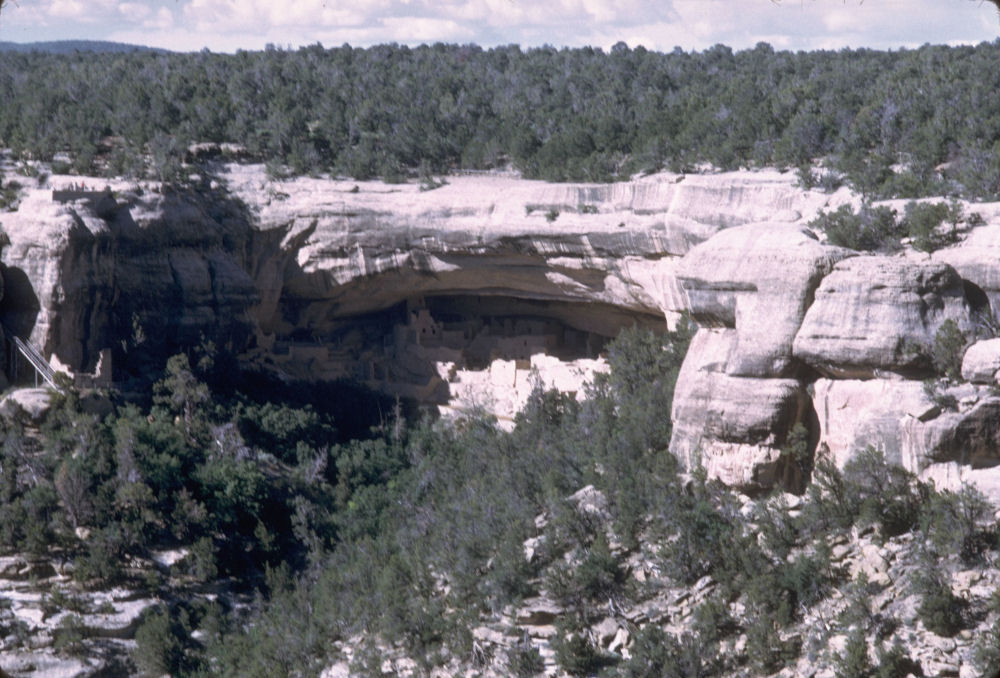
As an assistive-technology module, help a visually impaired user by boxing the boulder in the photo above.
[793,257,972,378]
[961,338,1000,384]
[670,328,809,493]
[0,388,53,426]
[677,223,852,378]
[934,221,1000,319]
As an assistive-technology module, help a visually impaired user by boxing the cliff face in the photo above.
[0,166,829,396]
[4,166,1000,497]
[0,186,257,376]
[670,212,1000,499]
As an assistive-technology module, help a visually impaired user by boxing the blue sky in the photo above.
[0,0,997,53]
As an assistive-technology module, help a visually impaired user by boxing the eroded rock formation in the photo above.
[5,165,1000,498]
[0,166,832,411]
[672,216,1000,498]
[793,257,975,379]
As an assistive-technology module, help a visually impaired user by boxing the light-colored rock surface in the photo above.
[0,184,258,373]
[901,396,1000,474]
[440,354,608,428]
[223,166,834,336]
[8,166,1000,501]
[934,220,1000,318]
[961,337,1000,383]
[0,167,835,414]
[677,223,851,378]
[811,379,939,469]
[669,328,807,492]
[793,257,972,379]
[0,387,54,426]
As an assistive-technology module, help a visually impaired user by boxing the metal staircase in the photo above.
[7,332,61,391]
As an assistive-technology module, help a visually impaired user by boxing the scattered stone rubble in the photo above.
[320,486,1000,678]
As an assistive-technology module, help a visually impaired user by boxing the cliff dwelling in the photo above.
[257,293,663,423]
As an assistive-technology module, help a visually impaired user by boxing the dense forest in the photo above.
[7,39,1000,676]
[3,40,1000,196]
[4,326,1000,676]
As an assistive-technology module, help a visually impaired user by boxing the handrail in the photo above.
[10,335,60,390]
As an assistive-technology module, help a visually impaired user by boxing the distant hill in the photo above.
[0,40,167,54]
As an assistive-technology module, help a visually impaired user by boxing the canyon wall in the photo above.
[3,166,1000,497]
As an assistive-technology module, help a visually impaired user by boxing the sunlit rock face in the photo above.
[222,165,833,334]
[15,165,1000,499]
[0,165,829,411]
[669,328,810,494]
[668,209,1000,499]
[677,223,852,379]
[793,257,975,379]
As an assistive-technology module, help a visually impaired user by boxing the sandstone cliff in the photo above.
[0,166,833,404]
[670,207,1000,499]
[4,165,1000,499]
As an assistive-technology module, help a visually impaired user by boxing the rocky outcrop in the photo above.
[670,225,1000,496]
[793,257,972,379]
[934,221,1000,318]
[811,378,939,468]
[0,166,834,398]
[902,395,1000,472]
[9,165,1000,500]
[669,328,809,493]
[0,186,258,375]
[961,338,1000,384]
[223,166,833,338]
[677,223,851,378]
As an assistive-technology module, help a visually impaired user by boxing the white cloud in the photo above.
[46,0,87,19]
[381,16,476,42]
[118,2,152,22]
[1,0,997,52]
[146,6,174,30]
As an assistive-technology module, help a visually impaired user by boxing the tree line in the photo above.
[2,40,1000,196]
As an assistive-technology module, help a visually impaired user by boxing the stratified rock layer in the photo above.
[793,257,972,379]
[677,223,852,378]
[961,338,1000,384]
[934,221,1000,318]
[0,187,258,373]
[811,378,939,468]
[0,168,837,378]
[9,166,1000,500]
[669,328,808,493]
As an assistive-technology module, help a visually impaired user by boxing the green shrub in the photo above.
[799,447,862,537]
[932,319,968,381]
[507,640,545,677]
[844,447,925,540]
[973,619,1000,678]
[921,484,994,564]
[745,610,798,674]
[902,200,963,252]
[73,525,127,586]
[874,644,920,678]
[133,606,191,676]
[619,626,710,678]
[810,203,901,251]
[917,584,965,637]
[53,614,88,657]
[692,597,736,645]
[833,627,870,678]
[552,630,615,676]
[912,554,965,637]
